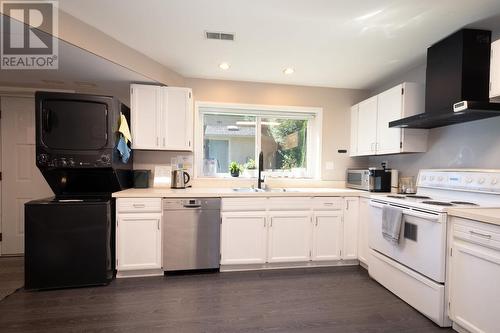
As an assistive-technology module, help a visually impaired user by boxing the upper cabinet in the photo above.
[350,82,428,156]
[131,84,193,151]
[490,39,500,99]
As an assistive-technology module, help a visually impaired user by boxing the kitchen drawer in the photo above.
[453,217,500,251]
[117,198,162,213]
[310,197,343,210]
[268,197,313,211]
[222,198,268,211]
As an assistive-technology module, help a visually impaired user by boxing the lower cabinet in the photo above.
[342,197,359,260]
[357,198,370,265]
[116,213,162,271]
[312,211,342,261]
[268,212,312,263]
[220,212,267,265]
[448,217,500,333]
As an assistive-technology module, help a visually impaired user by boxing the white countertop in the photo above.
[448,208,500,227]
[112,187,373,198]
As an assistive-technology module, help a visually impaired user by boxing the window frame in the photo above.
[194,101,323,179]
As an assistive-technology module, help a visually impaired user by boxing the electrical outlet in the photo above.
[325,161,335,170]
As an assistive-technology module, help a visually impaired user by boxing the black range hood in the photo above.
[390,29,500,129]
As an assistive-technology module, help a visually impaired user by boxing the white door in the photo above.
[490,39,500,99]
[356,96,378,156]
[220,212,267,265]
[342,197,359,260]
[1,97,53,255]
[312,211,342,261]
[268,212,312,263]
[116,213,162,270]
[449,240,500,333]
[357,198,370,265]
[376,84,402,154]
[162,87,193,151]
[131,84,161,149]
[349,104,359,157]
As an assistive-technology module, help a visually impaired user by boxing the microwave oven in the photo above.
[346,168,391,192]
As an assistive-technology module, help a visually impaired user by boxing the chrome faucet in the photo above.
[258,151,265,189]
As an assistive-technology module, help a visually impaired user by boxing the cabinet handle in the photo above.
[346,200,350,210]
[264,219,266,227]
[157,220,160,230]
[270,219,273,227]
[469,230,492,239]
[133,204,146,208]
[315,219,318,227]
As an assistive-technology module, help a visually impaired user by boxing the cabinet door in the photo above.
[357,198,370,265]
[449,240,500,333]
[268,212,312,263]
[349,104,359,157]
[312,211,342,261]
[356,96,378,156]
[116,213,162,270]
[342,197,359,260]
[491,39,500,99]
[221,212,267,265]
[376,85,402,154]
[130,84,161,149]
[162,87,193,151]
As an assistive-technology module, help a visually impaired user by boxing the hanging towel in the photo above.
[117,135,131,163]
[382,205,403,244]
[119,114,132,144]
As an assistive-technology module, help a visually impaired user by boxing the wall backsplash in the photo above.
[369,64,500,178]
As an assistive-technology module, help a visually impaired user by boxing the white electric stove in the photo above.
[368,169,500,328]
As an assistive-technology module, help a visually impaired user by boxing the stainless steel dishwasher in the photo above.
[163,198,221,271]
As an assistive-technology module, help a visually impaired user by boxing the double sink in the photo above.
[232,187,299,193]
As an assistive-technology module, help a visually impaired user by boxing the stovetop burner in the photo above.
[421,201,454,206]
[406,195,432,199]
[450,201,478,206]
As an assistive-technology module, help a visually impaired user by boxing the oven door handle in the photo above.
[402,209,441,221]
[369,201,386,209]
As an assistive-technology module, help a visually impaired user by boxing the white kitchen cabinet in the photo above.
[448,217,500,333]
[116,212,162,271]
[357,197,370,265]
[490,39,500,99]
[342,197,359,260]
[349,104,359,156]
[356,96,378,156]
[131,84,193,151]
[350,82,428,156]
[312,211,342,261]
[220,212,267,265]
[268,211,312,263]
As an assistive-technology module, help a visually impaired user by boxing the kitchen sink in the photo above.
[232,187,265,192]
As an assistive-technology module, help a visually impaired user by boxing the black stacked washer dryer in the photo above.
[25,91,133,290]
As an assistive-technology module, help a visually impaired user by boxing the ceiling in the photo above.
[0,15,156,103]
[59,0,500,89]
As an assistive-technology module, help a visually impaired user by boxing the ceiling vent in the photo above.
[205,31,234,41]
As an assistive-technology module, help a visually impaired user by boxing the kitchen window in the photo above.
[195,103,322,179]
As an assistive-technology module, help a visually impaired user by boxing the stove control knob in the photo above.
[421,175,427,181]
[438,176,444,182]
[492,178,498,185]
[466,177,473,184]
[478,177,485,184]
[59,158,68,168]
[429,176,435,181]
[68,159,75,167]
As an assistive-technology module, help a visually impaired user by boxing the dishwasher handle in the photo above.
[183,204,202,208]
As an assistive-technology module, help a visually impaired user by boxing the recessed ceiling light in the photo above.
[219,62,230,70]
[283,67,294,75]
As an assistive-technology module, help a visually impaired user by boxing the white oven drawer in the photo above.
[369,249,449,327]
[117,198,162,213]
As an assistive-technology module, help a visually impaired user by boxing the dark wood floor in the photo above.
[0,256,24,300]
[0,265,454,332]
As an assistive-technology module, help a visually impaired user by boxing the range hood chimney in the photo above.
[390,29,500,129]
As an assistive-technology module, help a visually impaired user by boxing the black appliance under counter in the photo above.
[25,197,114,290]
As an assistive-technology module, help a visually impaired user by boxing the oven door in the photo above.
[368,200,447,282]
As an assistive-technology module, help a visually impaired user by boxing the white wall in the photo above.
[369,64,500,177]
